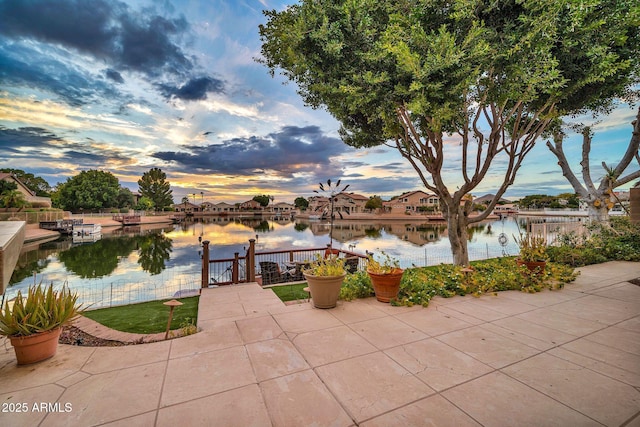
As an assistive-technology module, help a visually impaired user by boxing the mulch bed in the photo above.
[58,325,129,347]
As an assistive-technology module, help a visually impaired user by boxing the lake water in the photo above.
[5,215,579,307]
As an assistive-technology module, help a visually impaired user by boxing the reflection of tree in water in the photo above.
[59,237,138,278]
[253,220,272,232]
[9,239,73,285]
[364,226,382,238]
[59,238,134,278]
[467,224,487,241]
[137,232,173,275]
[59,231,174,278]
[9,256,50,285]
[294,222,309,232]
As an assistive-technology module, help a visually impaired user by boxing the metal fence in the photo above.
[3,273,202,310]
[0,210,65,224]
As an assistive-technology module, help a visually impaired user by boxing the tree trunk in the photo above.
[586,200,610,225]
[446,207,470,266]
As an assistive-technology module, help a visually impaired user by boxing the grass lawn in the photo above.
[82,296,199,334]
[270,283,309,302]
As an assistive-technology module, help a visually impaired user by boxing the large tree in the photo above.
[253,194,272,207]
[547,106,640,224]
[138,168,173,211]
[260,0,640,265]
[55,170,120,212]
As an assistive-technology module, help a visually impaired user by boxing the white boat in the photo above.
[72,223,102,243]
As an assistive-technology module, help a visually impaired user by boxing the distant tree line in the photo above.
[517,193,580,210]
[0,167,175,212]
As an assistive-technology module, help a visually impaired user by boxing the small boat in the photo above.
[72,223,102,243]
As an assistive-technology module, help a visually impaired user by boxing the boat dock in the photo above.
[39,219,83,234]
[112,215,141,225]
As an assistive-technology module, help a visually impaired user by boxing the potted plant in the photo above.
[303,255,346,308]
[0,283,83,365]
[514,232,548,274]
[367,252,404,302]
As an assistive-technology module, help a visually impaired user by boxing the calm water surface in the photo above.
[7,216,539,307]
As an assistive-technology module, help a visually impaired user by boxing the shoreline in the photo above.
[23,215,175,244]
[20,212,503,244]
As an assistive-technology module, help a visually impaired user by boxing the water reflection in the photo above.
[59,237,138,278]
[8,216,567,306]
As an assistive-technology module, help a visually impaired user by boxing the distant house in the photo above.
[212,202,238,213]
[173,202,199,213]
[200,201,215,212]
[0,172,52,207]
[132,192,142,205]
[383,190,439,214]
[240,200,262,210]
[494,203,518,214]
[308,192,368,215]
[270,202,295,213]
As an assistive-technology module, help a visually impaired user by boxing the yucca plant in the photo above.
[0,283,83,337]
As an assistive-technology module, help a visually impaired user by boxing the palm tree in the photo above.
[1,190,28,209]
[181,196,189,214]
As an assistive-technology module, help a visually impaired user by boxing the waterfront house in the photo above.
[0,172,52,208]
[212,202,237,213]
[308,192,368,215]
[270,202,295,213]
[173,201,199,213]
[200,201,215,212]
[383,190,439,214]
[240,200,262,211]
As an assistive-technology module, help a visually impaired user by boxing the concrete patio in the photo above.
[1,261,639,426]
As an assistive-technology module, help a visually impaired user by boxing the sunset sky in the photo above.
[1,0,638,204]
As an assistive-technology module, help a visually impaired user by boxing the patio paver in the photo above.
[0,261,638,426]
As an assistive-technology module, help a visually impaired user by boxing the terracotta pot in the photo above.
[303,272,346,309]
[368,268,404,303]
[516,259,547,274]
[9,328,62,365]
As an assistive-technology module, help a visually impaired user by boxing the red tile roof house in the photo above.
[383,190,439,214]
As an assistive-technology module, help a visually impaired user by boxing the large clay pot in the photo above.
[516,259,546,274]
[10,328,62,365]
[303,273,346,309]
[368,268,404,303]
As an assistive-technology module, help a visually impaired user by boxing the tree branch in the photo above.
[546,131,587,197]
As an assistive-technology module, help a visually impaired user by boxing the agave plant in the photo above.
[0,283,83,337]
[313,178,351,248]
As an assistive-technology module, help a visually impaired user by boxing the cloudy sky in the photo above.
[1,0,638,204]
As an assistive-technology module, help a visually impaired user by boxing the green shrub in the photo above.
[390,257,577,307]
[548,217,640,266]
[340,271,374,300]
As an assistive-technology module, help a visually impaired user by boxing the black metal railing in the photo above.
[202,240,366,287]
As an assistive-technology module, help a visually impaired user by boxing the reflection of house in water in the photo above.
[326,222,370,242]
[383,223,447,245]
[304,220,447,246]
